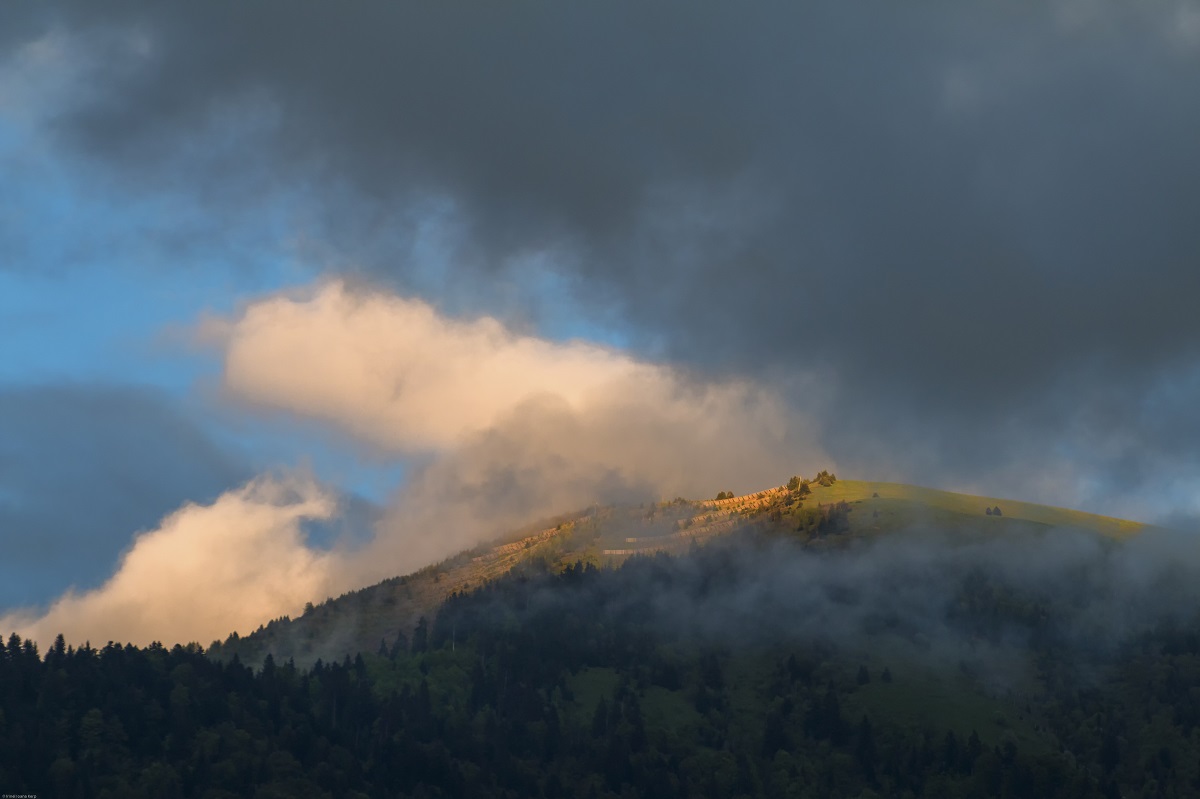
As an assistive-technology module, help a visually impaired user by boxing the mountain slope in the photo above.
[209,476,1154,668]
[817,480,1146,539]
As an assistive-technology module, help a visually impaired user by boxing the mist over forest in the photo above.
[8,521,1200,797]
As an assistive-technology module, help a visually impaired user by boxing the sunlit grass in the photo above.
[812,480,1147,539]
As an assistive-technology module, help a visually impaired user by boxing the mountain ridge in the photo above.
[209,476,1155,668]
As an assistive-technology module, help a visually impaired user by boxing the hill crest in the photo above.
[209,476,1151,668]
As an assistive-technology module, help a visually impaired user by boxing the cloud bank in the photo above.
[6,280,826,646]
[208,280,826,585]
[446,524,1200,693]
[204,281,675,451]
[0,475,340,648]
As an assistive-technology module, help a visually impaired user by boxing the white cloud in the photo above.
[203,281,823,487]
[204,278,828,583]
[202,280,653,450]
[1,475,343,648]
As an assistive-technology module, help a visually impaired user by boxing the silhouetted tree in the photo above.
[411,617,429,654]
[856,715,878,784]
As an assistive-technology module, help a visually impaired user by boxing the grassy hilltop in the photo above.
[811,480,1146,539]
[211,475,1152,670]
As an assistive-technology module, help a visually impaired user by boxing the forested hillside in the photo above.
[5,528,1200,798]
[211,477,1154,671]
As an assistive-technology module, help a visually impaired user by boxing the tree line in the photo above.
[4,541,1200,796]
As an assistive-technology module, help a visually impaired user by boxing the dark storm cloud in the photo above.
[0,385,251,608]
[10,1,1200,512]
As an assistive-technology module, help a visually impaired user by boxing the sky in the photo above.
[2,0,1199,647]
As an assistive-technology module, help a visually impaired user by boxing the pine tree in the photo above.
[411,617,429,654]
[856,715,877,784]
